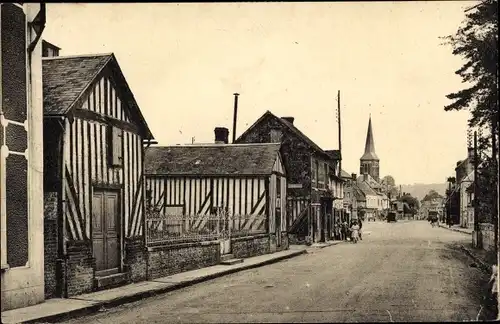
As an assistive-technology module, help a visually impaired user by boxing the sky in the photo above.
[43,1,477,185]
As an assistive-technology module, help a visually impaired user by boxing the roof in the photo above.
[325,150,341,160]
[357,174,382,189]
[352,183,367,201]
[361,115,379,161]
[42,53,154,139]
[235,111,332,160]
[144,143,283,176]
[357,181,378,196]
[340,169,351,178]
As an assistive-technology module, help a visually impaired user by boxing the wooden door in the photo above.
[92,191,121,276]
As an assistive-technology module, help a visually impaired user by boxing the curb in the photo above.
[459,244,493,274]
[439,224,473,235]
[26,249,307,323]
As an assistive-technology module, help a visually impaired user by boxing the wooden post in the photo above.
[232,93,240,143]
[474,131,479,232]
[337,90,342,174]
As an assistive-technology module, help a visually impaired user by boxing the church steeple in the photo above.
[360,115,380,181]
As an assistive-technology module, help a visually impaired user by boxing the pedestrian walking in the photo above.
[350,220,360,243]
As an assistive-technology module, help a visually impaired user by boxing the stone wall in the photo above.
[479,223,496,252]
[231,234,270,259]
[65,241,95,297]
[124,237,147,283]
[147,241,220,280]
[43,192,59,299]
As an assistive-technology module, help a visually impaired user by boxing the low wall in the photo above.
[479,223,495,252]
[124,237,147,283]
[65,241,95,297]
[231,234,270,259]
[147,241,220,280]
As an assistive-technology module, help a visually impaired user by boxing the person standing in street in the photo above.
[358,218,363,240]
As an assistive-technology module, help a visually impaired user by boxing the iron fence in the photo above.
[145,208,267,245]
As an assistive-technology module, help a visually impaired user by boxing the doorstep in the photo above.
[1,247,307,324]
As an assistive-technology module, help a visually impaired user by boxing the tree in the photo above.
[422,189,443,202]
[400,193,420,213]
[442,0,498,137]
[381,175,398,199]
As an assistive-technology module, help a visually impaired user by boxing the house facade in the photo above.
[235,111,344,244]
[1,3,47,311]
[42,50,154,298]
[143,132,287,278]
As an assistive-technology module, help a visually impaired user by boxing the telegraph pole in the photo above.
[337,90,342,174]
[473,131,480,248]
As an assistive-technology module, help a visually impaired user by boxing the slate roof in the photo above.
[340,169,351,178]
[43,54,112,115]
[144,143,282,176]
[42,53,154,139]
[235,111,333,160]
[356,181,378,196]
[361,116,379,161]
[325,150,341,160]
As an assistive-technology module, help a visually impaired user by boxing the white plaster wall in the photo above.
[0,3,45,311]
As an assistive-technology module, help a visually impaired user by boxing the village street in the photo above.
[61,221,492,323]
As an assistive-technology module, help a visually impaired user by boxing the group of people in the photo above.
[427,214,439,227]
[334,218,363,243]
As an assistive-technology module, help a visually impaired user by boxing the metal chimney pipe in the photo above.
[232,93,239,143]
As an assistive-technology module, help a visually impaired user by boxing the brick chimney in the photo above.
[281,117,295,125]
[351,173,357,181]
[214,127,229,144]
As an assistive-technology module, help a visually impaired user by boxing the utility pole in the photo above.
[337,90,342,174]
[491,117,498,254]
[473,131,480,247]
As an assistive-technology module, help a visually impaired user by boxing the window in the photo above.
[311,158,317,187]
[107,126,123,167]
[317,161,325,189]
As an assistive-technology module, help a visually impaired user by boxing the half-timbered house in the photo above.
[1,3,47,311]
[143,128,287,279]
[235,111,344,245]
[42,50,154,298]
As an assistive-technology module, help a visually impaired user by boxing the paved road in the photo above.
[63,221,493,323]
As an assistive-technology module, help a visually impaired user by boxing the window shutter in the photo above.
[111,126,123,166]
[1,3,29,268]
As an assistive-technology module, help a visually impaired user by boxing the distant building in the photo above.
[360,116,380,182]
[455,147,474,228]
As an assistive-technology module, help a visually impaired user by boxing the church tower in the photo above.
[360,115,380,181]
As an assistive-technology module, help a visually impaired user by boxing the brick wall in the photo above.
[479,223,495,252]
[44,192,58,299]
[124,237,147,283]
[231,234,270,259]
[147,241,220,280]
[65,241,94,297]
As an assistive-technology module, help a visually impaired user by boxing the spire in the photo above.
[361,115,379,161]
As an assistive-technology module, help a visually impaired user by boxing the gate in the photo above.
[218,208,232,255]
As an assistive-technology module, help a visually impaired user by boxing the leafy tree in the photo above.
[422,189,443,202]
[380,175,398,199]
[442,0,498,138]
[381,175,396,187]
[400,193,420,213]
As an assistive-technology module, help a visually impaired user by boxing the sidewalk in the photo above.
[1,248,307,324]
[439,223,474,235]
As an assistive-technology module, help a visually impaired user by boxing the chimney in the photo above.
[281,117,295,125]
[42,40,60,58]
[351,173,357,181]
[214,127,229,144]
[363,173,368,181]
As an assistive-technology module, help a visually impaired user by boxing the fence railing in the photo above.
[145,209,267,245]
